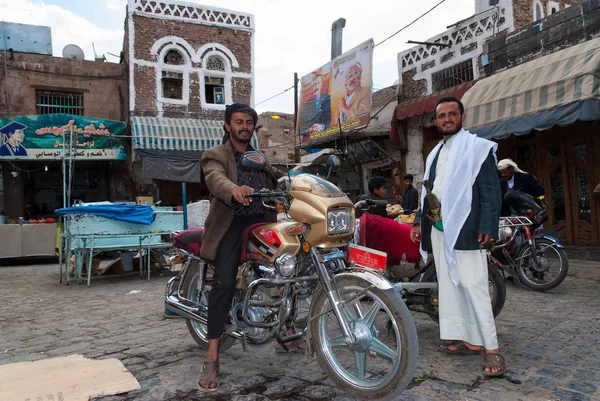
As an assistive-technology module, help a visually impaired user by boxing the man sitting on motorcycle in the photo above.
[198,103,284,391]
[497,159,545,217]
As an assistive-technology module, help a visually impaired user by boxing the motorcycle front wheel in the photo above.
[515,237,569,291]
[421,261,506,323]
[308,275,418,401]
[181,259,236,351]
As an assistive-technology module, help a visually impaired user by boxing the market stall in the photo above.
[57,204,183,286]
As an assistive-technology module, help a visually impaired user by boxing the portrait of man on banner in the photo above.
[297,67,332,142]
[330,40,373,131]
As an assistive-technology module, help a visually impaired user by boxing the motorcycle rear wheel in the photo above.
[181,260,236,351]
[421,261,506,324]
[308,275,418,401]
[515,237,569,291]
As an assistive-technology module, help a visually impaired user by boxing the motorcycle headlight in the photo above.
[327,208,351,235]
[274,253,296,277]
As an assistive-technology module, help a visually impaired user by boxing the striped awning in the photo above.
[130,116,259,151]
[463,37,600,139]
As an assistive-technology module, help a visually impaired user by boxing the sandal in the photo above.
[483,353,506,377]
[197,361,220,391]
[439,341,482,355]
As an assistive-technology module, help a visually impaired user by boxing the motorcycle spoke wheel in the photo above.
[309,276,418,400]
[515,238,569,291]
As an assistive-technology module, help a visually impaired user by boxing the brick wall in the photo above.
[0,51,127,120]
[130,12,253,118]
[399,70,427,102]
[257,112,296,165]
[513,0,579,29]
[485,0,598,75]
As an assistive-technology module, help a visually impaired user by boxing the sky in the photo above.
[1,0,477,114]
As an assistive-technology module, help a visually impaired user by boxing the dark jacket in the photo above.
[500,172,545,216]
[200,143,281,261]
[402,185,418,213]
[356,193,389,218]
[416,148,501,252]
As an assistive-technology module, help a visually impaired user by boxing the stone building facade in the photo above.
[256,112,296,166]
[0,29,131,218]
[124,0,254,118]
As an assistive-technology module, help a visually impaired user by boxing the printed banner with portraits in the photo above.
[297,39,374,148]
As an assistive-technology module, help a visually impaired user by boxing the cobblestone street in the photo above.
[0,259,598,401]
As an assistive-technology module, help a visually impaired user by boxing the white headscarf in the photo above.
[497,158,527,174]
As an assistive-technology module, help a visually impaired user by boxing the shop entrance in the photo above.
[540,134,600,245]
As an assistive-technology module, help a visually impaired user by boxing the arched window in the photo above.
[161,49,185,100]
[206,56,225,71]
[156,45,190,105]
[533,0,544,21]
[198,43,239,110]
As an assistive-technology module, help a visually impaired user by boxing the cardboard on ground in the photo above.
[0,354,140,401]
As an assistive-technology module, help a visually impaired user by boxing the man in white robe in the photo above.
[410,96,506,376]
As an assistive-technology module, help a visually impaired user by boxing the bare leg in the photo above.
[199,339,220,389]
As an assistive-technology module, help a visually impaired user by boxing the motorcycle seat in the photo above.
[172,227,204,257]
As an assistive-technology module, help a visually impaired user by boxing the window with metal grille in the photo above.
[432,59,474,92]
[36,91,84,115]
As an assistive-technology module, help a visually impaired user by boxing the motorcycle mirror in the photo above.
[326,155,341,172]
[240,151,266,170]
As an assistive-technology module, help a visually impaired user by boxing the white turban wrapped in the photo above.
[497,158,527,174]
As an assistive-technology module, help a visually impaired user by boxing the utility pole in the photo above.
[293,72,300,163]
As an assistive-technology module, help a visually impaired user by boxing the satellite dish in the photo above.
[62,44,85,60]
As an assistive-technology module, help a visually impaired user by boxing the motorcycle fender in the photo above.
[536,234,565,248]
[334,268,394,290]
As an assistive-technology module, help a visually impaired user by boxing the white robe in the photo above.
[430,135,498,350]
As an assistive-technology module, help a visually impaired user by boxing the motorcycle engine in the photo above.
[231,263,282,342]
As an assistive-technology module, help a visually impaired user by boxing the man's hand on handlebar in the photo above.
[232,185,254,206]
[410,224,421,243]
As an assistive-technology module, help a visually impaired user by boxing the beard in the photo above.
[231,128,253,144]
[436,121,463,136]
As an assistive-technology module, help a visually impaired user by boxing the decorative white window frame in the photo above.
[156,44,191,106]
[198,43,240,111]
[533,0,545,21]
[547,1,560,15]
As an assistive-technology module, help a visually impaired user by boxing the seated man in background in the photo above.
[497,159,545,216]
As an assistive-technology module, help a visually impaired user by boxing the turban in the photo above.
[497,158,527,174]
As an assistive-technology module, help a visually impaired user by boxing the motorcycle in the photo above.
[489,191,569,291]
[165,153,418,400]
[352,199,506,323]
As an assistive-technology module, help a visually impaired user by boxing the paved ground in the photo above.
[1,259,599,401]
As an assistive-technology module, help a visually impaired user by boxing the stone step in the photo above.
[564,246,600,262]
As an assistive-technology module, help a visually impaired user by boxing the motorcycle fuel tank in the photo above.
[246,222,302,263]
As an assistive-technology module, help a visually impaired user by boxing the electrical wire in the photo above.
[255,85,295,106]
[375,0,447,47]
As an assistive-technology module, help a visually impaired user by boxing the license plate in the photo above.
[348,244,387,271]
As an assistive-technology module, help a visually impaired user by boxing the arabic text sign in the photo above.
[297,39,374,147]
[0,114,127,160]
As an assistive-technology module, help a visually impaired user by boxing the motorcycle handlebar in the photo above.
[354,199,389,210]
[244,191,287,198]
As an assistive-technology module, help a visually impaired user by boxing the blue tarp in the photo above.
[55,204,156,225]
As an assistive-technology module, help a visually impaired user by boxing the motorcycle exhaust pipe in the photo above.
[164,277,244,340]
